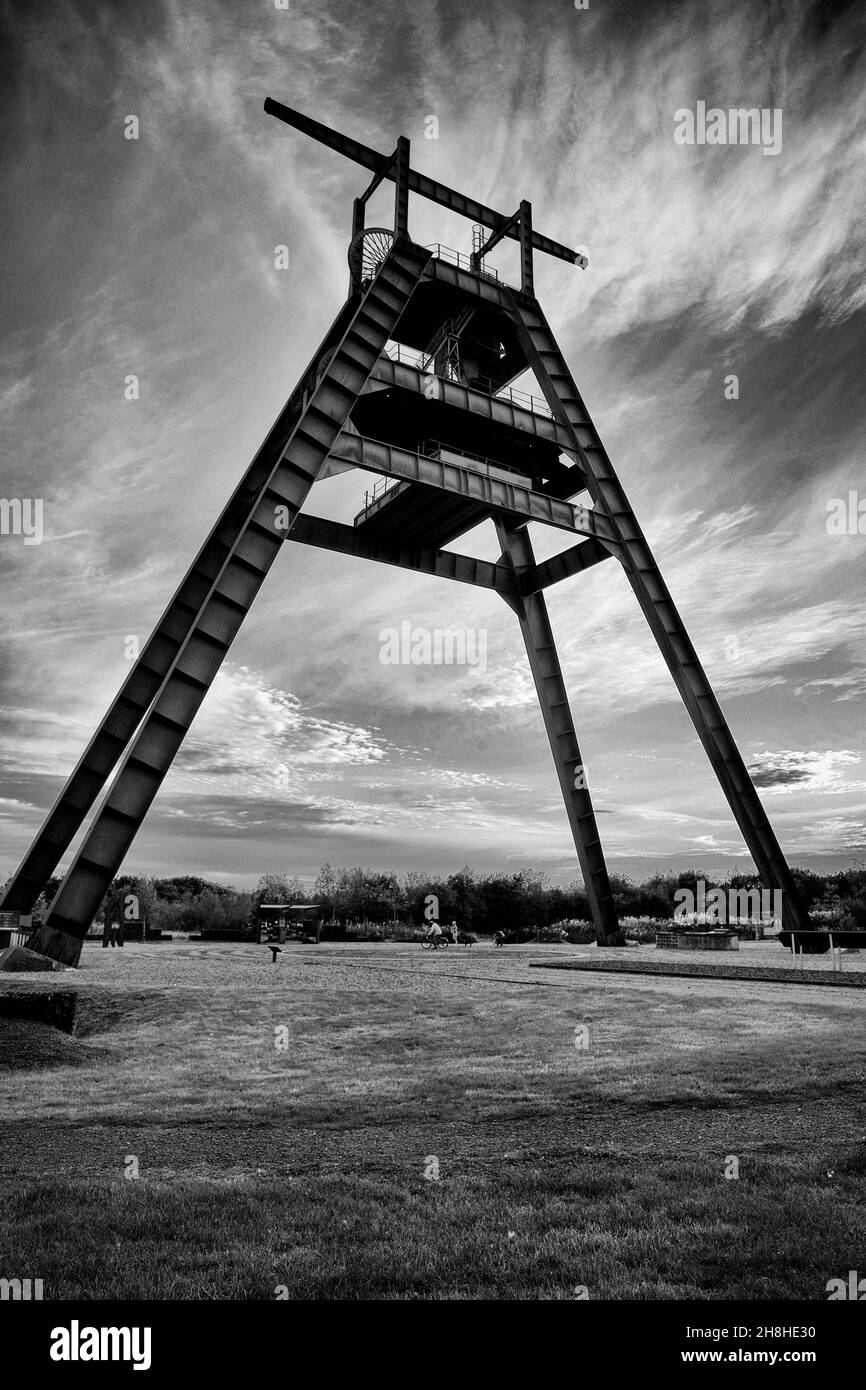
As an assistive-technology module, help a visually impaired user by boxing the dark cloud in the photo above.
[749,763,812,788]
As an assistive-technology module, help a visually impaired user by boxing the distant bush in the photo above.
[345,920,387,941]
[812,899,866,932]
[551,919,596,944]
[619,916,668,942]
[536,924,568,942]
[345,920,429,942]
[391,924,428,942]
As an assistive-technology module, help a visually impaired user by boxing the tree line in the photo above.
[17,861,865,936]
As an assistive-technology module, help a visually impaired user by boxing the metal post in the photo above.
[495,518,622,945]
[394,135,410,240]
[349,196,365,295]
[519,200,534,295]
[470,223,485,274]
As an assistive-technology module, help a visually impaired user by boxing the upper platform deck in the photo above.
[342,245,586,548]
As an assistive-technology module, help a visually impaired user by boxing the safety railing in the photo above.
[424,243,501,283]
[360,474,402,513]
[381,344,553,419]
[473,374,553,419]
[384,341,425,368]
[418,440,532,483]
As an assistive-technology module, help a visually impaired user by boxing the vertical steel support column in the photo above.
[507,292,809,932]
[394,135,410,240]
[349,196,365,295]
[519,200,534,296]
[495,519,622,944]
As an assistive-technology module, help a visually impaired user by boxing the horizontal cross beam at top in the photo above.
[264,98,582,268]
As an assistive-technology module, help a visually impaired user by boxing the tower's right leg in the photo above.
[507,290,809,931]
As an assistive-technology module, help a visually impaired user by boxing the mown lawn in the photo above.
[0,943,863,1299]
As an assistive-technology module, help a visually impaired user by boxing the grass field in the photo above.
[1,940,864,1300]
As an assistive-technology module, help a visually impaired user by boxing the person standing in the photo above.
[450,920,459,945]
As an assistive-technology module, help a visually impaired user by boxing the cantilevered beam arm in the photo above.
[519,537,613,594]
[264,98,582,267]
[289,514,519,597]
[328,432,621,546]
[470,206,522,269]
[358,146,398,205]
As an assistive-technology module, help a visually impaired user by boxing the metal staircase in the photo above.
[25,242,432,964]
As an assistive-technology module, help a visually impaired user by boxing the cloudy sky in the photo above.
[1,0,864,891]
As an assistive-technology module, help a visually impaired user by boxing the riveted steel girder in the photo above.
[0,296,368,917]
[288,514,518,598]
[27,243,432,964]
[518,537,613,594]
[505,290,809,932]
[365,358,579,456]
[420,256,516,313]
[263,99,581,266]
[329,432,618,545]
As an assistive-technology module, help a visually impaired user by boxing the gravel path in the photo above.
[531,956,866,988]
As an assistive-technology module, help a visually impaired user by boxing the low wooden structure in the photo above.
[255,904,323,945]
[656,928,739,951]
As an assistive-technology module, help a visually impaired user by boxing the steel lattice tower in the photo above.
[1,101,809,964]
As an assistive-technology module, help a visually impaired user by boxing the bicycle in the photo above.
[421,933,449,950]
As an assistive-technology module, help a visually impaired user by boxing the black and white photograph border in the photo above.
[0,0,864,1355]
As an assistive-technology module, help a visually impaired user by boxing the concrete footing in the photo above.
[20,924,83,968]
[0,944,66,972]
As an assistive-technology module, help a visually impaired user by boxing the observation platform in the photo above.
[345,243,586,550]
